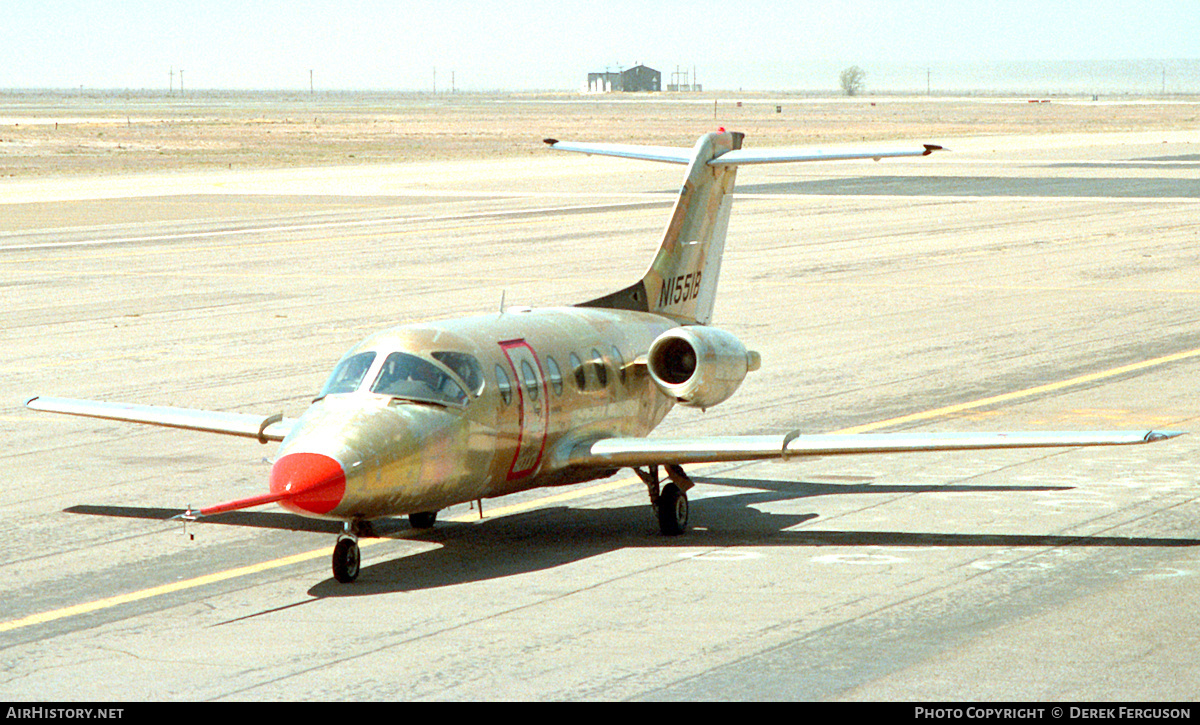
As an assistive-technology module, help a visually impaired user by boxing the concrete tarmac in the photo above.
[2,130,1199,700]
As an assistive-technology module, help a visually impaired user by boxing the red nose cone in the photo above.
[269,452,346,515]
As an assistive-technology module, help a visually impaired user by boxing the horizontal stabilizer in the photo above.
[25,396,293,443]
[545,137,943,166]
[569,430,1183,468]
[709,144,943,165]
[543,139,693,164]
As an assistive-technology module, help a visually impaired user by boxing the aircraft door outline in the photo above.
[499,339,549,480]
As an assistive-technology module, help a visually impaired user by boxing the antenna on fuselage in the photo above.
[499,290,506,315]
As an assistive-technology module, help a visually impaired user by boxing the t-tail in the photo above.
[545,131,942,325]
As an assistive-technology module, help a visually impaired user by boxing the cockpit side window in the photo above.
[371,352,468,405]
[431,351,485,396]
[319,351,377,397]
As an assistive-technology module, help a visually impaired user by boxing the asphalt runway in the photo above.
[2,130,1199,700]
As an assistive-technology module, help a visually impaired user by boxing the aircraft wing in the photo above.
[25,396,294,444]
[569,430,1182,468]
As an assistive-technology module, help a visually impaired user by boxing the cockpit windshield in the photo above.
[370,352,468,405]
[318,351,377,397]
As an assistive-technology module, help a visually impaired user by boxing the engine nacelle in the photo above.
[647,326,761,409]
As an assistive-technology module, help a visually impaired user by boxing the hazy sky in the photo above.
[3,1,1198,91]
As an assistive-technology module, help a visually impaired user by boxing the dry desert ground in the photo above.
[2,90,1198,177]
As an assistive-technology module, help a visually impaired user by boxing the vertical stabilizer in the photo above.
[578,131,742,324]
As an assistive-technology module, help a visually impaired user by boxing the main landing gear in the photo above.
[635,464,694,536]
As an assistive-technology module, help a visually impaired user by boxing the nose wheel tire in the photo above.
[332,536,361,583]
[656,482,689,536]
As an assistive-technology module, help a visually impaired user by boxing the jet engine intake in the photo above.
[647,326,760,409]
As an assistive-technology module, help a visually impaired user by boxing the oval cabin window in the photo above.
[495,364,512,405]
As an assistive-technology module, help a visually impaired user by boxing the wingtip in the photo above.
[1145,430,1185,443]
[923,144,945,155]
[543,138,559,147]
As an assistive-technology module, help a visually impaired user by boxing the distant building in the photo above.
[586,65,661,93]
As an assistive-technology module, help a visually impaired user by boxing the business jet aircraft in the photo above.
[26,130,1181,583]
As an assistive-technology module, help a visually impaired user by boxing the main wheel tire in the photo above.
[408,511,438,529]
[656,482,689,536]
[332,537,361,583]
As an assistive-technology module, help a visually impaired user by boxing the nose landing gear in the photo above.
[332,535,360,583]
[330,510,441,583]
[332,519,368,583]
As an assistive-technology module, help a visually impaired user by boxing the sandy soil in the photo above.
[2,90,1199,178]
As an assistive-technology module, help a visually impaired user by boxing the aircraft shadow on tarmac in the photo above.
[64,475,1200,598]
[314,476,1200,597]
[1050,154,1200,170]
[64,504,349,534]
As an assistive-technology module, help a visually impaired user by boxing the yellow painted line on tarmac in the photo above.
[4,345,1199,634]
[0,477,639,634]
[0,549,331,633]
[835,346,1200,434]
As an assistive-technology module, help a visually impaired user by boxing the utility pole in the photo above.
[179,69,184,95]
[310,69,314,94]
[433,66,437,94]
[927,68,931,96]
[170,68,174,95]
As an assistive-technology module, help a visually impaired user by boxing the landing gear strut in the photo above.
[636,464,694,536]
